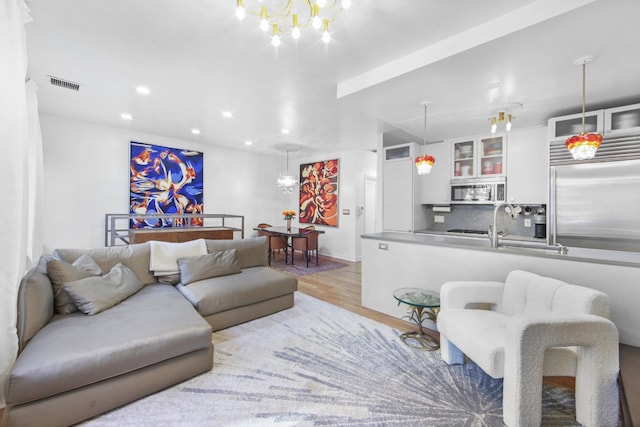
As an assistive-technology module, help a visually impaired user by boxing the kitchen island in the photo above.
[361,231,640,347]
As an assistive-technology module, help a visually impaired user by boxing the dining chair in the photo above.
[291,227,319,267]
[268,234,288,264]
[256,223,287,264]
[256,223,272,237]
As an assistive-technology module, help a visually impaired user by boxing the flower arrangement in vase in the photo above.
[282,210,296,231]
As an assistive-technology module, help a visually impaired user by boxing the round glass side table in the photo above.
[393,287,440,351]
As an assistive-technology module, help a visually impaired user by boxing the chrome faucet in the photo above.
[489,202,517,248]
[555,243,568,255]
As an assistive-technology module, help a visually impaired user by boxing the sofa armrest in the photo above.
[507,313,618,349]
[440,281,505,310]
[17,265,54,352]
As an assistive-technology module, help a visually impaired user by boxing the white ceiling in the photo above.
[26,0,640,156]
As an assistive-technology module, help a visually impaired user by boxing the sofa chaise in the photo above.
[2,236,297,427]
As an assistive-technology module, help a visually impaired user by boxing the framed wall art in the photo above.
[129,141,203,228]
[299,159,339,227]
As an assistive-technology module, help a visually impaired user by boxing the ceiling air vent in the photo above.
[48,75,81,91]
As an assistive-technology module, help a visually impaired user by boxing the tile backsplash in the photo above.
[426,204,546,238]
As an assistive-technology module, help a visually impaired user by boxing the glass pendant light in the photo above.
[566,56,602,160]
[276,150,298,194]
[415,101,435,175]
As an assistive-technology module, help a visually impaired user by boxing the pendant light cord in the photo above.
[581,63,586,134]
[422,104,427,156]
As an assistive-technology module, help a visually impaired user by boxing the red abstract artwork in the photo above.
[299,159,339,227]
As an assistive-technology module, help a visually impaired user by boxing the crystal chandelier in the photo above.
[276,150,299,194]
[566,55,602,160]
[415,101,435,175]
[234,0,352,47]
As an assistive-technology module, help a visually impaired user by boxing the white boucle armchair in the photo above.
[438,270,619,427]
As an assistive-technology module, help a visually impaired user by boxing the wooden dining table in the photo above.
[253,226,325,265]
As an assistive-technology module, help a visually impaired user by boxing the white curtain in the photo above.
[0,0,39,407]
[26,79,45,264]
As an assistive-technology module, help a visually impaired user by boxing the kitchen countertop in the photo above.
[415,229,542,242]
[361,231,640,268]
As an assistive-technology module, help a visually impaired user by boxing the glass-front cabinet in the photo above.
[479,136,505,176]
[452,138,475,178]
[604,103,640,137]
[451,134,506,179]
[548,103,640,141]
[547,110,604,141]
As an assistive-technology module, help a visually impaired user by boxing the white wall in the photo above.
[40,114,375,261]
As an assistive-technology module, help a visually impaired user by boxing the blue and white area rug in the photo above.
[83,292,577,426]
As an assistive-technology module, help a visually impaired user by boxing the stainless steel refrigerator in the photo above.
[549,137,640,252]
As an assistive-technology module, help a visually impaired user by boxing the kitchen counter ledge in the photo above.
[362,231,640,268]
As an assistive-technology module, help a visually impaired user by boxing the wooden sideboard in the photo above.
[128,227,234,244]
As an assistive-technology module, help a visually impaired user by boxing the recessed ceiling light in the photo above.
[121,113,133,120]
[245,140,253,146]
[135,86,151,95]
[191,129,201,135]
[222,111,233,118]
[281,129,290,134]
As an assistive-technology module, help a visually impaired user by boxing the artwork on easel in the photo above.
[299,159,339,227]
[129,141,203,228]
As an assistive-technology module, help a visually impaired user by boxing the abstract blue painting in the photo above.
[129,141,203,228]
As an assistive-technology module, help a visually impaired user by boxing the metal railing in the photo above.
[104,213,244,246]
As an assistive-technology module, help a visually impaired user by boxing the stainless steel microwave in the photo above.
[450,178,506,204]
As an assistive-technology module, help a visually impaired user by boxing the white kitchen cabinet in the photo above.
[549,103,640,141]
[421,140,451,204]
[547,110,603,141]
[383,143,426,232]
[451,137,475,178]
[451,134,506,179]
[604,103,640,137]
[506,127,548,204]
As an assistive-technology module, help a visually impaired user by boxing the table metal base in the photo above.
[400,330,439,350]
[401,306,440,351]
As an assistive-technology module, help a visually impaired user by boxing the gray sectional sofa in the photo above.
[2,236,297,427]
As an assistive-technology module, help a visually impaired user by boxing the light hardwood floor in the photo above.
[295,258,420,334]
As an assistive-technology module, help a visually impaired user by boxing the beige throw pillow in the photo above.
[178,249,242,285]
[47,254,103,314]
[63,263,143,315]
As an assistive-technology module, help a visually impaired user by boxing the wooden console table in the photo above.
[128,227,234,244]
